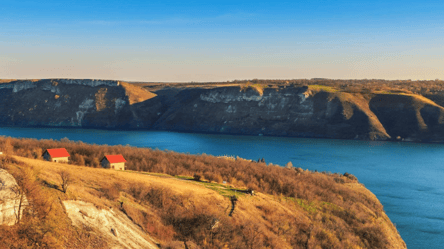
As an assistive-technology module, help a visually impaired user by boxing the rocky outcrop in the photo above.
[149,86,391,140]
[63,200,158,249]
[0,79,119,92]
[2,79,444,142]
[0,79,134,129]
[0,169,28,226]
[56,79,119,87]
[369,94,444,142]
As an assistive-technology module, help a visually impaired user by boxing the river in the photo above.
[0,126,443,248]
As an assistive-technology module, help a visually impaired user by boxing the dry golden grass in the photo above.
[239,82,267,96]
[0,79,16,83]
[0,156,109,249]
[14,155,227,208]
[0,154,405,249]
[308,84,338,93]
[0,137,407,248]
[120,81,157,105]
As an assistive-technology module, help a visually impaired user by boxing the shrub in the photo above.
[193,173,201,181]
[57,170,72,193]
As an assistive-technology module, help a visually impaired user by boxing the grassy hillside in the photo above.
[120,81,157,105]
[0,137,405,248]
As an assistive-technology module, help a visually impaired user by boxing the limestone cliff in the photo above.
[1,79,444,142]
[0,169,28,226]
[0,79,138,129]
[150,86,390,140]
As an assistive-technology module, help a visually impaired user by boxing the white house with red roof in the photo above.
[42,148,70,163]
[101,155,127,170]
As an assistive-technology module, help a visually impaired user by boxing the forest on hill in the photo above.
[139,78,444,95]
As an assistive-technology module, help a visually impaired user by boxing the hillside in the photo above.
[0,138,406,248]
[2,78,444,142]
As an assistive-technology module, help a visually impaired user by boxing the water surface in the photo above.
[1,126,443,248]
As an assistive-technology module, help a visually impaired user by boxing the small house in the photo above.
[101,155,126,170]
[42,148,70,163]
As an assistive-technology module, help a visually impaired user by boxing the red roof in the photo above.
[103,155,126,164]
[46,148,70,158]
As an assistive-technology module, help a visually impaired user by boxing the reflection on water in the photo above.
[1,126,444,248]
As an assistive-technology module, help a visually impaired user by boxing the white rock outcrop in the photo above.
[0,169,28,226]
[63,200,157,249]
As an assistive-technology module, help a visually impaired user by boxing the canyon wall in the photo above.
[2,79,444,142]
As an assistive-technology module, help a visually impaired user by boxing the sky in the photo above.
[1,0,443,82]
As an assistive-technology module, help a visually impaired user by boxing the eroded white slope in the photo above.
[0,169,28,226]
[63,200,158,249]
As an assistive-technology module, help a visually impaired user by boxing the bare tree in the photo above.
[11,183,28,224]
[58,170,72,193]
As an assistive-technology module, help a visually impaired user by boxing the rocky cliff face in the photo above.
[2,79,444,142]
[0,169,28,226]
[150,86,390,140]
[0,79,134,129]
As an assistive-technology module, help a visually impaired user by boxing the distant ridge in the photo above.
[1,78,444,142]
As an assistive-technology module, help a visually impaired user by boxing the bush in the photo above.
[193,173,201,181]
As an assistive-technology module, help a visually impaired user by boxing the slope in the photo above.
[0,139,406,249]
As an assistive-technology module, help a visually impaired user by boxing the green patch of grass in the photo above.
[174,176,248,198]
[125,170,173,178]
[319,201,343,212]
[202,182,247,197]
[174,175,194,180]
[295,199,319,214]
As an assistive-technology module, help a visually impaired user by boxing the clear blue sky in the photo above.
[1,0,443,81]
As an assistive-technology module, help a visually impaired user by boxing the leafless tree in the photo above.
[58,170,72,193]
[11,184,28,224]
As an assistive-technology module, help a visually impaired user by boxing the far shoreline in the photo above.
[1,124,442,146]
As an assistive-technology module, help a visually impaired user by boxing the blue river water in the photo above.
[1,126,443,248]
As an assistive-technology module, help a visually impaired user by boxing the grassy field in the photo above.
[0,137,407,248]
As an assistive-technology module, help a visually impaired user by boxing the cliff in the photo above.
[0,169,28,226]
[0,79,153,129]
[2,79,444,142]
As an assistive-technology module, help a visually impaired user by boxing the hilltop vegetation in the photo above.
[0,137,405,248]
[138,78,444,97]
